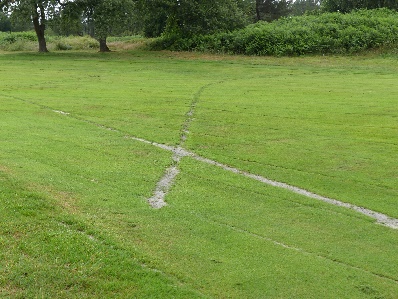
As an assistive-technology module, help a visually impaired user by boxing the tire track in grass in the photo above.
[5,93,398,229]
[189,151,398,229]
[125,127,398,230]
[190,155,398,230]
[146,83,215,208]
[7,94,398,288]
[144,139,398,229]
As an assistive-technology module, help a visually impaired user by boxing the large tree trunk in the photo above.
[32,4,48,52]
[33,20,48,52]
[99,38,111,52]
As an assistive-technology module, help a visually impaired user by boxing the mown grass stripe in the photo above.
[5,92,398,229]
[190,212,398,285]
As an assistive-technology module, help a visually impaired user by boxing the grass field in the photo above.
[1,49,398,298]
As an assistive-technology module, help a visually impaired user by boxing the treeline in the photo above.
[0,0,397,53]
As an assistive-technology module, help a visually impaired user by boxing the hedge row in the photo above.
[151,9,398,55]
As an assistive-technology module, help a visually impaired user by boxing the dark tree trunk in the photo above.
[99,38,111,52]
[33,21,48,52]
[256,0,261,21]
[32,4,48,52]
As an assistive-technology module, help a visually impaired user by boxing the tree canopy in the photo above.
[290,0,320,16]
[0,0,135,51]
[0,11,11,31]
[0,0,64,51]
[75,0,135,51]
[1,0,397,52]
[322,0,398,12]
[255,0,292,22]
[138,0,250,38]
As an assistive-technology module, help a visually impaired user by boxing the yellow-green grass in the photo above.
[0,50,397,298]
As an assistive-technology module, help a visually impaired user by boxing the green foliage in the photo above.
[139,0,250,38]
[52,35,99,50]
[0,0,64,51]
[136,0,171,38]
[256,0,292,21]
[49,1,85,36]
[0,11,11,31]
[54,41,73,50]
[83,0,135,40]
[1,0,138,51]
[106,35,144,42]
[151,8,398,55]
[322,0,398,13]
[0,31,36,43]
[290,0,321,16]
[0,31,37,50]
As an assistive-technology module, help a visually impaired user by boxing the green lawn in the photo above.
[1,50,397,298]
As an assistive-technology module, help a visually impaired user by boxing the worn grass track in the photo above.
[1,50,398,298]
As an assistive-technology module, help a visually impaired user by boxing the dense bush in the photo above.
[49,35,99,51]
[322,0,398,13]
[0,31,38,51]
[150,9,398,55]
[0,31,36,43]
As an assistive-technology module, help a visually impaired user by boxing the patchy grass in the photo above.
[0,50,397,298]
[0,33,148,52]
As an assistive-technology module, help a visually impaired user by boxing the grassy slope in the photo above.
[187,56,398,218]
[0,50,397,298]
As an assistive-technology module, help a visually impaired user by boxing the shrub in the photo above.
[55,42,73,50]
[51,36,98,50]
[0,33,99,52]
[150,8,398,56]
[0,32,37,51]
[3,31,37,43]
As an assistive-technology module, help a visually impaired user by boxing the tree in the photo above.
[50,0,84,36]
[138,0,249,38]
[0,0,62,52]
[322,0,398,12]
[290,0,320,16]
[0,11,11,31]
[255,0,292,22]
[70,0,135,51]
[1,0,135,52]
[136,0,169,37]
